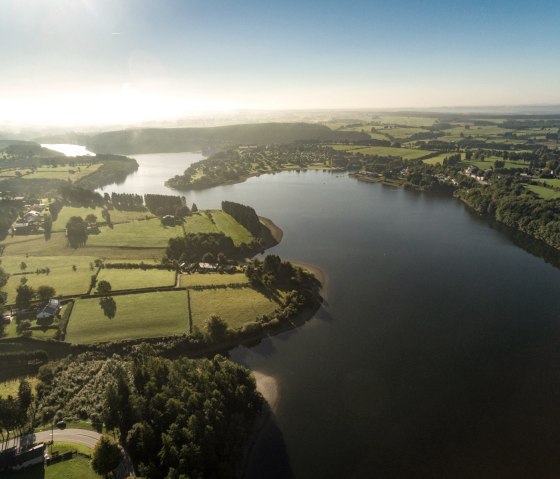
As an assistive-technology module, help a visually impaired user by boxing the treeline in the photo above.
[222,200,261,236]
[144,194,184,216]
[86,122,369,154]
[166,232,264,262]
[456,177,560,249]
[60,185,103,207]
[0,199,23,240]
[109,193,144,210]
[34,351,263,478]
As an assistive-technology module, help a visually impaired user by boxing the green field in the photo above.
[0,232,166,260]
[179,273,248,287]
[184,211,253,245]
[351,146,433,160]
[537,178,560,188]
[96,268,176,290]
[66,291,188,343]
[190,287,279,330]
[2,455,101,479]
[525,184,560,199]
[23,164,102,182]
[87,218,183,248]
[52,206,153,231]
[468,156,529,170]
[0,376,38,397]
[423,152,461,165]
[0,255,96,302]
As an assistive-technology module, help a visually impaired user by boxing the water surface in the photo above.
[101,152,560,478]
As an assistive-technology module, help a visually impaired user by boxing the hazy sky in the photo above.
[2,0,560,126]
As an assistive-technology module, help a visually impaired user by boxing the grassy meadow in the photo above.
[1,255,96,302]
[178,273,248,287]
[66,291,188,343]
[184,211,253,245]
[96,268,176,290]
[525,184,560,199]
[2,456,101,479]
[190,287,280,331]
[0,376,38,397]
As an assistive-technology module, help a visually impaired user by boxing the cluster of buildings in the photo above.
[10,202,50,235]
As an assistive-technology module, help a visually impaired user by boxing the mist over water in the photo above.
[102,152,560,478]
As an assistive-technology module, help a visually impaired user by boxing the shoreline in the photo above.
[259,216,283,244]
[292,260,328,298]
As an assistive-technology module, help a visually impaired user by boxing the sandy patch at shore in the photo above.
[253,371,279,412]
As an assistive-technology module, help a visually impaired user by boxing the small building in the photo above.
[197,262,217,273]
[0,444,45,473]
[36,299,61,321]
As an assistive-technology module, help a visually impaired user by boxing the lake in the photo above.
[104,152,560,478]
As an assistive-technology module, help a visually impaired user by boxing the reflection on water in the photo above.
[41,143,95,157]
[91,154,560,478]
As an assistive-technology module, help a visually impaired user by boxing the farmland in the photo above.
[66,291,189,343]
[96,267,176,290]
[178,272,248,287]
[190,287,280,331]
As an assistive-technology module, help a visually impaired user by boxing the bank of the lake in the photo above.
[93,152,560,478]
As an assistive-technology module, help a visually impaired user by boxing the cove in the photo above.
[102,152,560,478]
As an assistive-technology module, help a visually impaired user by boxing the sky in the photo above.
[1,0,560,126]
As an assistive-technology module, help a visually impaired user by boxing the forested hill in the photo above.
[86,122,369,154]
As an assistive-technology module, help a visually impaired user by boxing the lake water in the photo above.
[102,151,560,477]
[41,144,95,157]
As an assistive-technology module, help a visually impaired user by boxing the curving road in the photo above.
[2,428,135,478]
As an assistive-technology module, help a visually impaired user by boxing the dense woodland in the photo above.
[86,122,368,154]
[35,351,263,479]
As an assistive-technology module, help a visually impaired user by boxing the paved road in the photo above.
[2,428,135,478]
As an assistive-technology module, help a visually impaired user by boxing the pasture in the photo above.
[1,255,96,302]
[66,291,188,343]
[190,287,280,331]
[525,184,560,200]
[96,267,176,290]
[178,272,248,287]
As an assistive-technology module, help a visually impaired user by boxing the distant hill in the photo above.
[0,140,63,157]
[85,122,369,154]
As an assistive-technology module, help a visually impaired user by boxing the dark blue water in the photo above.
[107,154,560,478]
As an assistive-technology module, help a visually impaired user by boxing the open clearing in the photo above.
[0,376,38,397]
[1,255,95,302]
[96,268,176,290]
[184,211,253,245]
[351,146,433,160]
[66,291,188,343]
[525,184,560,199]
[190,287,279,330]
[87,218,183,248]
[23,164,102,182]
[178,273,248,287]
[52,206,153,231]
[2,456,101,479]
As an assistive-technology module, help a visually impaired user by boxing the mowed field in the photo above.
[3,456,101,479]
[52,206,154,231]
[66,291,188,343]
[190,287,280,330]
[1,255,96,302]
[184,211,253,245]
[87,218,184,248]
[328,144,433,159]
[23,163,102,182]
[178,273,248,287]
[96,268,176,290]
[525,184,560,199]
[0,376,38,398]
[349,146,433,160]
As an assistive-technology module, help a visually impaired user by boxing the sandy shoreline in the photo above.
[252,371,279,412]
